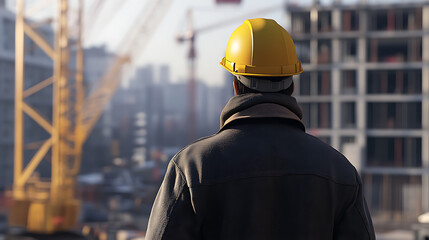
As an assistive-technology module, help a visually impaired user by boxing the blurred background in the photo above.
[0,0,428,239]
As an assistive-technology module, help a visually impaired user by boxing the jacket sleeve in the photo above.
[145,160,198,240]
[334,171,376,240]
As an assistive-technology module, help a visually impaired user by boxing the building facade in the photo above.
[287,1,429,226]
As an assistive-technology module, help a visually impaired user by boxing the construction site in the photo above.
[0,0,428,239]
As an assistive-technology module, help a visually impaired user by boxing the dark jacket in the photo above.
[145,93,375,240]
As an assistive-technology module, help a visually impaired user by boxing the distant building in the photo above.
[0,6,54,188]
[159,65,170,85]
[161,81,189,147]
[110,65,156,166]
[81,46,117,173]
[287,1,429,226]
[109,64,233,165]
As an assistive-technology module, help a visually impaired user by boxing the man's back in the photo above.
[145,94,375,240]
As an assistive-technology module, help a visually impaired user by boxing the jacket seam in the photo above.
[172,160,186,182]
[354,179,374,240]
[168,133,219,183]
[187,172,358,189]
[354,203,374,239]
[334,169,373,239]
[159,167,187,240]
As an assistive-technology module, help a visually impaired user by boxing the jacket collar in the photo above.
[220,93,305,130]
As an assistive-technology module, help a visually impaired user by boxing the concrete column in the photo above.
[310,7,318,66]
[332,8,341,32]
[331,9,341,150]
[356,8,367,169]
[331,68,341,150]
[308,7,318,131]
[422,66,429,212]
[421,5,429,213]
[310,40,318,65]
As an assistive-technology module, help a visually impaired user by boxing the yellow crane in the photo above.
[10,0,172,233]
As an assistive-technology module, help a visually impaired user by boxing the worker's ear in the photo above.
[233,80,239,95]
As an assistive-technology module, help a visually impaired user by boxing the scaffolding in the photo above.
[287,1,429,226]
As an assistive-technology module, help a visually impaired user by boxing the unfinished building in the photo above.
[286,1,429,227]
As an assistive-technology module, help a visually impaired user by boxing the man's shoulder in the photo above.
[300,133,360,185]
[171,132,226,166]
[168,133,227,187]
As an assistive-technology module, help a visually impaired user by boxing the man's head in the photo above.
[220,18,302,95]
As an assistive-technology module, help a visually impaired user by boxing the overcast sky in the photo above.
[83,0,318,86]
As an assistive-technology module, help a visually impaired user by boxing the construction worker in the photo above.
[145,18,375,239]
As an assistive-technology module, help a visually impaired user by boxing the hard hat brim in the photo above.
[220,58,303,77]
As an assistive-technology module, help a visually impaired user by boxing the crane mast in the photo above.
[10,0,173,234]
[11,0,81,233]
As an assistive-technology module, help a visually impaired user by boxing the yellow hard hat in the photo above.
[220,18,303,77]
